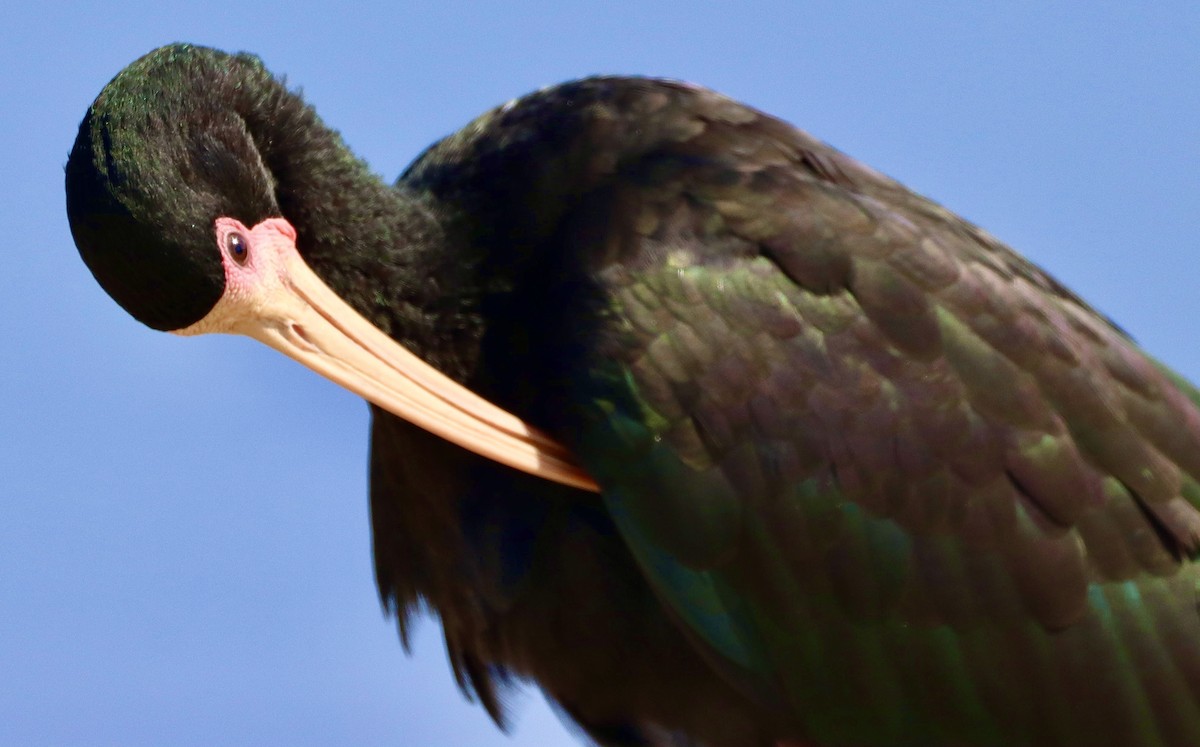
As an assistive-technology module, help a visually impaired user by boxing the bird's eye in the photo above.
[225,231,250,265]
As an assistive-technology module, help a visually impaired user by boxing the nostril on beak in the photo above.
[289,322,316,351]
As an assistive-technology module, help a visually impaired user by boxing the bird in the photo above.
[65,43,1200,747]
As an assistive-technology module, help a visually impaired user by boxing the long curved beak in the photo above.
[177,218,600,493]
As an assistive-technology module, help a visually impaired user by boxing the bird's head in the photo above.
[64,44,596,492]
[66,43,284,332]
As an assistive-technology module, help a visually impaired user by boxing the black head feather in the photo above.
[65,44,284,331]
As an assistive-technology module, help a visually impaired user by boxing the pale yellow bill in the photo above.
[187,245,600,493]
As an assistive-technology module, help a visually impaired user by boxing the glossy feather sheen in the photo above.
[70,48,1200,747]
[390,77,1200,746]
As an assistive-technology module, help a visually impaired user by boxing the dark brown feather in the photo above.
[384,77,1200,744]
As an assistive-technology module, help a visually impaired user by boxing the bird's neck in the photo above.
[238,87,485,381]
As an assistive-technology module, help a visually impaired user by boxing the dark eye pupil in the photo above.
[226,232,249,264]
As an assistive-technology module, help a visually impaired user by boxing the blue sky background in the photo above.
[3,3,1199,745]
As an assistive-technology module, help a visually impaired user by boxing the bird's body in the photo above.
[66,45,1200,746]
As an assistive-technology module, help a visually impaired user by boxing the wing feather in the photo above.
[553,83,1200,744]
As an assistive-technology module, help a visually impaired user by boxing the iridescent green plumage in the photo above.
[404,75,1200,746]
[68,45,1200,746]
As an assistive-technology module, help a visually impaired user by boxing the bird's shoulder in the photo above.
[400,75,1098,308]
[396,75,888,244]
